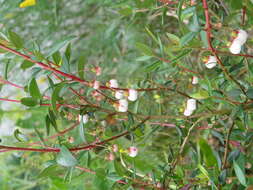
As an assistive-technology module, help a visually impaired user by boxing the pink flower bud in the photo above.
[156,182,162,188]
[109,79,118,88]
[93,80,100,90]
[115,90,124,100]
[112,144,118,152]
[68,136,75,143]
[205,56,217,69]
[95,66,102,76]
[106,152,115,161]
[78,114,89,124]
[192,76,198,85]
[128,89,138,101]
[128,146,138,157]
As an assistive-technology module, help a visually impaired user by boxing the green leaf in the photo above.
[246,88,253,99]
[65,43,71,63]
[191,90,209,100]
[52,51,62,66]
[21,60,34,70]
[29,78,41,99]
[56,145,78,167]
[136,42,153,56]
[144,61,160,72]
[4,60,9,80]
[200,30,209,48]
[79,121,86,143]
[14,129,27,142]
[77,56,86,80]
[51,83,64,115]
[229,0,243,10]
[166,33,180,45]
[199,138,217,167]
[8,30,23,49]
[33,50,45,61]
[45,115,51,136]
[47,36,76,56]
[38,165,59,178]
[180,32,197,47]
[48,109,58,132]
[114,160,128,177]
[145,27,159,44]
[21,97,39,107]
[233,160,247,187]
[119,7,132,16]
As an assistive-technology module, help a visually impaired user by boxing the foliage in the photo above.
[0,0,253,189]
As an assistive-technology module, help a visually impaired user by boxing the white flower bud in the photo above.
[115,90,124,100]
[128,89,138,101]
[192,76,198,85]
[78,114,89,124]
[236,29,248,45]
[109,79,118,88]
[118,99,128,112]
[205,56,217,69]
[128,146,138,157]
[93,80,100,90]
[186,99,196,111]
[229,39,242,54]
[183,109,193,116]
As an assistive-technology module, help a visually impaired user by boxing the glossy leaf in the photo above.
[29,78,41,99]
[56,146,78,167]
[233,160,247,187]
[8,30,23,49]
[21,97,39,107]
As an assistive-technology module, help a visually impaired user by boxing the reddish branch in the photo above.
[0,117,150,153]
[242,6,246,25]
[201,0,246,94]
[0,43,200,93]
[0,122,80,153]
[0,78,23,89]
[0,98,78,109]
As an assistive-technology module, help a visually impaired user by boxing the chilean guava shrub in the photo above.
[0,0,253,189]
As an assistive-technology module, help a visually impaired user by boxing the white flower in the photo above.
[192,76,198,85]
[115,90,124,100]
[186,99,197,111]
[128,89,138,101]
[236,29,248,45]
[229,39,242,54]
[118,99,128,112]
[78,114,89,124]
[109,79,118,88]
[93,80,100,90]
[183,109,193,116]
[205,56,217,69]
[128,146,138,157]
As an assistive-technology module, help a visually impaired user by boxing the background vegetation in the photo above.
[0,0,253,189]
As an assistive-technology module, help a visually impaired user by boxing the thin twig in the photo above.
[222,122,235,170]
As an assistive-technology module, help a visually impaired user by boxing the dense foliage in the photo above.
[0,0,253,189]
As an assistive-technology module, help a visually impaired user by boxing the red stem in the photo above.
[0,117,149,153]
[0,98,79,109]
[201,0,246,94]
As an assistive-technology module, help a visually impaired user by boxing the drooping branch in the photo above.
[201,0,246,95]
[0,117,150,153]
